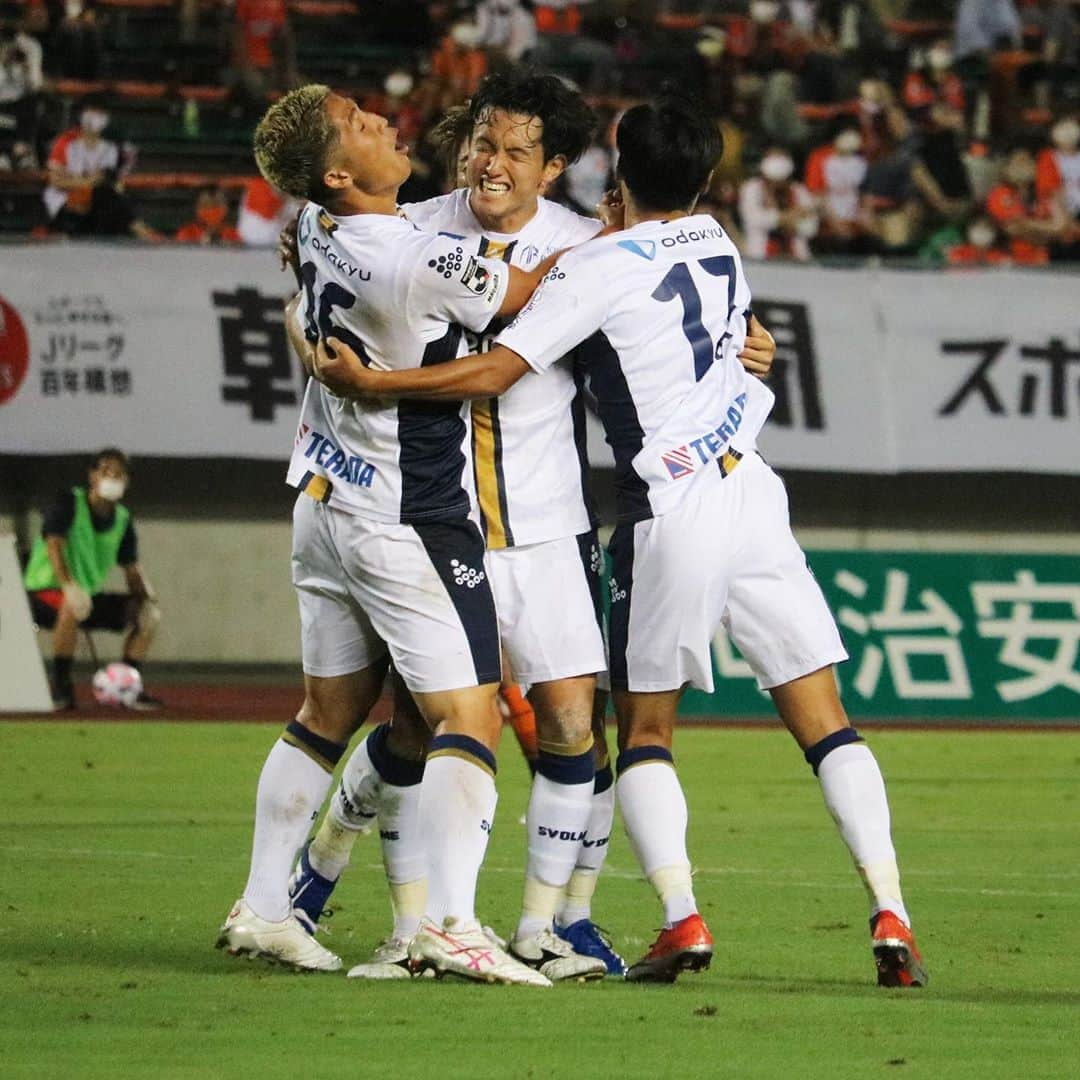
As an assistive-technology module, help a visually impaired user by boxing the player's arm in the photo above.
[315,338,529,402]
[498,251,562,317]
[284,293,316,377]
[738,313,775,378]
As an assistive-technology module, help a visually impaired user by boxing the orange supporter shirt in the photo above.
[985,183,1050,264]
[1035,147,1061,202]
[175,222,241,245]
[235,0,287,69]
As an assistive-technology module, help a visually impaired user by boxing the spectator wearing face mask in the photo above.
[51,0,103,80]
[23,448,163,711]
[0,6,43,170]
[43,102,160,240]
[805,123,870,251]
[944,214,1013,265]
[527,0,618,94]
[985,146,1071,264]
[475,0,536,62]
[175,187,241,245]
[904,39,966,121]
[1036,116,1080,223]
[739,147,818,260]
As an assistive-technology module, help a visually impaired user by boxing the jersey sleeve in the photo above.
[41,490,76,537]
[495,251,607,375]
[410,232,510,332]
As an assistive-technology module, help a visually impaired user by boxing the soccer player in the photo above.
[24,448,162,710]
[288,71,777,981]
[312,90,928,989]
[217,83,563,985]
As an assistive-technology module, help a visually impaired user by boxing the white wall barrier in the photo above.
[1,247,1077,474]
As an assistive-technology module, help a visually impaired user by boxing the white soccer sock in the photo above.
[378,780,427,941]
[516,770,594,939]
[308,735,381,881]
[558,769,615,927]
[419,738,498,929]
[817,742,910,926]
[616,759,697,927]
[243,738,334,923]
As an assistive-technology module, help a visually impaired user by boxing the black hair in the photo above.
[467,70,597,166]
[615,89,723,212]
[90,447,130,473]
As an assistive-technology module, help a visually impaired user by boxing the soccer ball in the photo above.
[91,662,143,707]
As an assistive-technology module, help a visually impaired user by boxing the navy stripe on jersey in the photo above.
[414,519,502,686]
[578,329,651,524]
[606,522,635,690]
[571,353,599,530]
[575,527,605,636]
[398,324,470,524]
[490,396,514,546]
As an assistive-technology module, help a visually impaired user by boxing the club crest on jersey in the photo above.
[618,239,656,261]
[661,446,696,480]
[521,244,541,266]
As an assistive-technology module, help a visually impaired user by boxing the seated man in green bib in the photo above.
[23,448,162,710]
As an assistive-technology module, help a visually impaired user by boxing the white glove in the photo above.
[62,582,92,622]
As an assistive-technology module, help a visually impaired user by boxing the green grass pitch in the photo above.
[1,722,1077,1079]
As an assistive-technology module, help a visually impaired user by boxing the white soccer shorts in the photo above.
[607,452,848,693]
[291,494,501,692]
[487,529,608,685]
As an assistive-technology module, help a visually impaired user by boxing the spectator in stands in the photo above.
[0,5,43,170]
[944,213,1014,265]
[912,102,973,225]
[985,145,1071,263]
[805,122,871,252]
[237,174,301,246]
[1036,114,1080,223]
[475,0,536,63]
[528,1,618,93]
[904,39,966,121]
[43,101,160,240]
[429,19,488,109]
[362,70,425,150]
[51,0,102,80]
[860,106,924,253]
[225,0,296,109]
[954,0,1023,62]
[175,186,240,245]
[738,146,818,260]
[23,448,163,711]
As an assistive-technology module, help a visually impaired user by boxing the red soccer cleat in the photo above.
[872,910,928,988]
[626,913,713,983]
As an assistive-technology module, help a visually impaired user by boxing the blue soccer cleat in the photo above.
[287,841,338,933]
[555,919,627,977]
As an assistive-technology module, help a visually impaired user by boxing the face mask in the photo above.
[928,48,952,72]
[859,97,882,116]
[749,1,780,23]
[835,131,861,155]
[1052,120,1080,151]
[384,71,414,98]
[968,223,995,249]
[450,21,480,48]
[197,204,228,229]
[96,477,126,502]
[65,0,83,17]
[761,154,794,182]
[81,110,108,135]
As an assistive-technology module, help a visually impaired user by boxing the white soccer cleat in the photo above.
[510,926,608,982]
[215,898,342,972]
[408,918,552,987]
[347,936,414,980]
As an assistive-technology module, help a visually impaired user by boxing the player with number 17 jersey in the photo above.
[286,202,510,525]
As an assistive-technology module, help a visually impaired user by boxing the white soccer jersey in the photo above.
[286,203,509,524]
[402,188,601,548]
[498,214,775,524]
